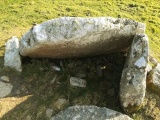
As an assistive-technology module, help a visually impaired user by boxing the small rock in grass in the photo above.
[67,63,75,68]
[54,98,68,110]
[46,109,53,118]
[0,76,10,82]
[21,85,27,92]
[0,81,13,98]
[15,89,21,95]
[147,63,160,95]
[25,115,31,120]
[51,64,61,72]
[50,76,57,84]
[70,77,86,87]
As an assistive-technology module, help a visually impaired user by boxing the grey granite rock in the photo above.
[53,98,68,110]
[149,55,158,66]
[147,63,160,96]
[70,77,86,87]
[51,105,133,120]
[0,81,13,98]
[0,76,10,82]
[4,36,22,72]
[46,108,53,118]
[19,17,145,58]
[120,34,148,113]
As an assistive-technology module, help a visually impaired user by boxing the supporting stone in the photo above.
[4,36,22,72]
[19,17,145,59]
[51,105,133,120]
[120,34,148,113]
[147,63,160,96]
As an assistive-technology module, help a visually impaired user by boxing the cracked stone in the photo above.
[120,34,148,113]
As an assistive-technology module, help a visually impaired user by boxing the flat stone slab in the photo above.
[51,105,133,120]
[120,34,148,113]
[147,63,160,95]
[19,17,145,59]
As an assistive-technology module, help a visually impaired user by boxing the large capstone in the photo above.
[120,34,148,113]
[147,63,160,96]
[51,105,133,120]
[19,17,145,58]
[4,36,22,72]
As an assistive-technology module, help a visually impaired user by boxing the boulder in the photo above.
[51,105,133,120]
[0,76,10,82]
[0,81,13,98]
[120,34,148,113]
[4,36,22,72]
[147,63,160,95]
[19,17,145,58]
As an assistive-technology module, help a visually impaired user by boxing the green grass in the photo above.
[0,0,160,60]
[0,0,160,119]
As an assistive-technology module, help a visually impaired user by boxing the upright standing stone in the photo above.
[19,17,145,58]
[4,36,22,72]
[120,34,148,113]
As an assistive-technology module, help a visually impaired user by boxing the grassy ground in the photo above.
[0,0,160,120]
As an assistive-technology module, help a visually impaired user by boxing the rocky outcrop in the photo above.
[51,105,133,120]
[4,36,22,72]
[120,34,148,113]
[19,17,145,58]
[147,63,160,95]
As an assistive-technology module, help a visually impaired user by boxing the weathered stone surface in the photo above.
[53,98,68,110]
[70,77,86,87]
[147,63,160,95]
[147,64,152,73]
[19,17,145,58]
[51,105,133,120]
[120,34,148,113]
[4,36,22,72]
[46,108,53,118]
[0,81,13,98]
[0,76,10,82]
[149,55,158,66]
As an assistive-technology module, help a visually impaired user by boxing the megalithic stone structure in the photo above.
[4,17,149,113]
[19,17,145,58]
[120,34,148,113]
